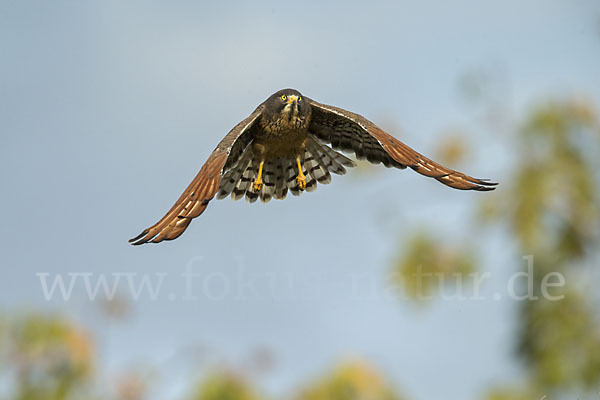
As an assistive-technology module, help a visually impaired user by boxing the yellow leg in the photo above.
[296,157,306,191]
[253,161,264,192]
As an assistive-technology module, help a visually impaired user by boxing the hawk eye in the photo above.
[298,96,302,102]
[281,94,287,101]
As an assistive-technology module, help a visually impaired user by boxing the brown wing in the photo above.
[129,106,264,245]
[307,99,497,191]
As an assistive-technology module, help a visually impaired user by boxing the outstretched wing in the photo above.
[129,106,264,245]
[307,99,497,191]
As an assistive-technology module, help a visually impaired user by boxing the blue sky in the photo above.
[1,1,599,399]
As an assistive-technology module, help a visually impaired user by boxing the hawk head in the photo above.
[262,88,310,128]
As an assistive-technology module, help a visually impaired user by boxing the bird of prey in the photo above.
[129,89,496,245]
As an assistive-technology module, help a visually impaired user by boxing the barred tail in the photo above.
[305,135,356,177]
[216,146,253,200]
[216,136,356,203]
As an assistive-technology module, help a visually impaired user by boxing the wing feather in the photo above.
[129,107,263,245]
[307,99,497,191]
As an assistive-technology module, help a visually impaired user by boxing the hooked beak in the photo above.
[284,95,299,121]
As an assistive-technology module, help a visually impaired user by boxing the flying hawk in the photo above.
[130,89,496,245]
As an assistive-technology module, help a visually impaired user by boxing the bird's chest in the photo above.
[261,113,309,134]
[253,112,312,159]
[254,124,309,159]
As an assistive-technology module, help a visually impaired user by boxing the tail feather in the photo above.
[285,159,302,196]
[273,158,288,200]
[312,138,356,175]
[218,136,356,202]
[302,148,319,192]
[244,158,260,203]
[260,160,277,203]
[217,147,253,199]
[305,140,332,184]
[232,158,256,201]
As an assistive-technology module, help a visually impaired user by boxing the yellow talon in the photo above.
[296,158,306,191]
[297,175,306,191]
[253,178,263,192]
[253,161,264,192]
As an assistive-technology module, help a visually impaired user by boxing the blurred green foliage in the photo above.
[296,361,405,400]
[435,132,469,166]
[390,99,600,398]
[518,288,600,390]
[484,386,541,400]
[481,100,600,397]
[190,372,260,400]
[392,232,474,301]
[2,315,94,400]
[506,101,599,257]
[0,315,7,370]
